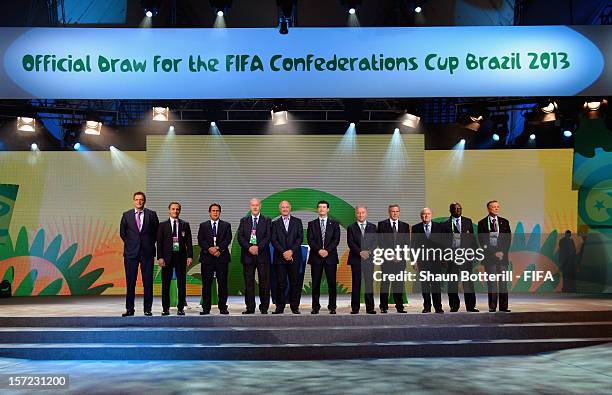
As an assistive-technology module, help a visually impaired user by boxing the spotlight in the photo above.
[529,133,536,140]
[277,0,295,34]
[30,143,38,151]
[492,133,500,141]
[402,112,421,129]
[415,6,422,13]
[348,8,356,14]
[84,120,102,135]
[585,101,601,111]
[460,138,466,144]
[74,143,81,150]
[110,145,116,151]
[210,121,216,127]
[350,122,356,128]
[469,115,483,122]
[210,0,232,17]
[141,0,160,17]
[17,117,36,132]
[272,103,289,126]
[152,106,170,121]
[563,130,573,138]
[394,127,400,133]
[540,100,558,114]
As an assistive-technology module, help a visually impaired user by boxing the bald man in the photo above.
[237,198,272,314]
[412,208,444,313]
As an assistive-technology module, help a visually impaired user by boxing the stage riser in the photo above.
[1,324,610,344]
[2,311,611,328]
[0,340,610,360]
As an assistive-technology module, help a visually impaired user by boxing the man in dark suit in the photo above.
[559,230,577,293]
[412,208,444,313]
[442,202,479,312]
[377,204,409,313]
[198,203,232,315]
[157,202,193,316]
[271,200,304,314]
[307,200,341,314]
[237,198,272,314]
[477,200,512,312]
[120,191,159,317]
[347,205,377,314]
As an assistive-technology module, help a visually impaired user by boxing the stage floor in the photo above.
[0,294,610,316]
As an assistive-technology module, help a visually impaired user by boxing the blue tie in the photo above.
[212,222,217,237]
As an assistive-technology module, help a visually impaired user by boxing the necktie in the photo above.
[360,223,365,237]
[425,223,430,238]
[172,220,177,237]
[212,222,217,237]
[492,218,497,232]
[320,219,326,246]
[136,211,142,232]
[392,221,398,233]
[454,218,461,233]
[283,217,289,232]
[253,217,258,230]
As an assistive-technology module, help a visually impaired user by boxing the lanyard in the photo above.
[487,217,499,232]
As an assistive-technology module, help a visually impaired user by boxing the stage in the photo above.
[0,295,610,360]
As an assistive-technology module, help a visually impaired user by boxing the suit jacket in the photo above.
[156,218,193,264]
[347,222,377,266]
[120,208,159,259]
[237,215,272,264]
[441,216,477,249]
[198,219,232,265]
[307,218,341,265]
[477,216,511,265]
[377,219,411,254]
[271,216,303,265]
[412,221,445,265]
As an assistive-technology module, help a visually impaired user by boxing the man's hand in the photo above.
[157,258,165,267]
[208,246,219,255]
[283,250,293,260]
[318,249,328,258]
[214,250,221,258]
[187,258,192,265]
[248,245,259,255]
[495,251,504,260]
[360,250,370,260]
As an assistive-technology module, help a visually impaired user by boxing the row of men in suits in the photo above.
[120,191,511,316]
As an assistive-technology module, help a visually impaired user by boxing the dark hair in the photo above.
[486,200,499,208]
[133,191,146,201]
[317,200,329,209]
[168,202,181,209]
[209,203,221,212]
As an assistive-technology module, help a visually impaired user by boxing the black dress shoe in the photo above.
[467,308,480,312]
[272,310,284,315]
[219,310,229,315]
[450,308,459,312]
[200,310,210,315]
[260,310,268,315]
[350,310,359,314]
[489,308,496,313]
[329,309,336,314]
[144,311,152,316]
[162,311,170,316]
[380,309,388,314]
[396,309,407,314]
[291,309,301,314]
[311,309,319,315]
[422,308,431,313]
[177,310,185,316]
[499,309,511,313]
[122,311,134,317]
[242,310,254,315]
[435,309,445,314]
[366,310,377,314]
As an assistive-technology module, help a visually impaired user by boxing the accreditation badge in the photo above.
[249,229,257,245]
[213,236,217,246]
[452,233,461,248]
[489,233,498,247]
[172,236,180,252]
